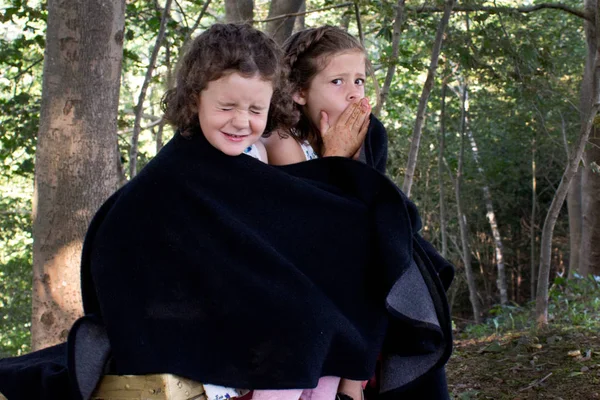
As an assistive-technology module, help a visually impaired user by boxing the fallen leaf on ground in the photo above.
[568,350,581,357]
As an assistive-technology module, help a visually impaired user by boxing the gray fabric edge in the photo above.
[386,259,440,327]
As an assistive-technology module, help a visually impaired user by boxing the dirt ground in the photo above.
[446,326,600,399]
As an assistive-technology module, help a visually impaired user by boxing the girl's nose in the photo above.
[347,87,361,101]
[231,111,249,129]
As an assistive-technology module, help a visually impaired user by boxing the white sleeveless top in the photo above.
[300,141,318,160]
[243,144,263,161]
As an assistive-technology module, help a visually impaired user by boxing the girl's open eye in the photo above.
[331,79,343,85]
[355,78,365,86]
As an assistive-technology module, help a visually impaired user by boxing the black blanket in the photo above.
[0,117,453,399]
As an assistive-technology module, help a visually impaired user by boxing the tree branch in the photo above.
[184,0,212,44]
[410,3,590,22]
[119,117,164,136]
[251,2,353,24]
[353,2,364,44]
[129,0,173,178]
[12,58,43,81]
[374,0,406,116]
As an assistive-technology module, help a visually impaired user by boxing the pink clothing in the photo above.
[251,376,341,400]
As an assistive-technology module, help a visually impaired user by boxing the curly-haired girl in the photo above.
[163,23,297,161]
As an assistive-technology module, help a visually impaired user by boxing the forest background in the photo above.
[0,0,599,398]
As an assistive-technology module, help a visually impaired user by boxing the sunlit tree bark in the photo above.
[466,129,508,305]
[32,0,125,350]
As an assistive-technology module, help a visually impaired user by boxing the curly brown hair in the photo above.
[283,25,368,143]
[162,23,297,137]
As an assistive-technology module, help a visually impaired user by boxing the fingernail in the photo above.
[360,98,369,111]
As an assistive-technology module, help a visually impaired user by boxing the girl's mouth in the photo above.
[223,132,247,142]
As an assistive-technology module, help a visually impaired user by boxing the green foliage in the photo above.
[548,275,600,328]
[461,275,600,339]
[0,0,46,181]
[0,178,32,357]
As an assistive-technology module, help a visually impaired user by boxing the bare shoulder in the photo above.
[261,131,306,166]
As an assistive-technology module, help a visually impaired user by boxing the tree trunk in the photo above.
[580,0,600,277]
[402,0,454,197]
[438,83,448,258]
[129,0,172,178]
[374,0,406,116]
[294,0,306,32]
[31,0,125,350]
[225,0,253,23]
[566,156,583,278]
[535,0,600,327]
[466,129,508,305]
[531,136,537,300]
[453,84,481,323]
[266,0,305,44]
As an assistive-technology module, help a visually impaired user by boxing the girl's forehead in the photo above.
[202,71,274,102]
[318,51,366,73]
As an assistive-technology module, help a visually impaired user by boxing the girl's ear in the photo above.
[292,90,307,106]
[189,92,202,112]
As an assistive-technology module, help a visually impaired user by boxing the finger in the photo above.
[357,112,370,140]
[337,100,360,127]
[319,110,330,135]
[352,98,371,132]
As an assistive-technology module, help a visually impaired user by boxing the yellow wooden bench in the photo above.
[91,374,206,400]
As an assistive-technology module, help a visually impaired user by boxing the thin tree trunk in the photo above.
[448,84,481,324]
[353,2,364,44]
[567,168,583,276]
[156,42,174,153]
[32,0,125,350]
[466,129,508,305]
[439,83,448,258]
[186,0,212,42]
[531,135,537,300]
[340,9,351,30]
[402,0,455,197]
[562,113,583,278]
[129,0,172,178]
[294,1,306,32]
[535,104,600,327]
[266,0,305,44]
[580,0,600,277]
[374,0,406,116]
[225,0,253,23]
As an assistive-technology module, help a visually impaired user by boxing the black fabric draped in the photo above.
[0,116,453,400]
